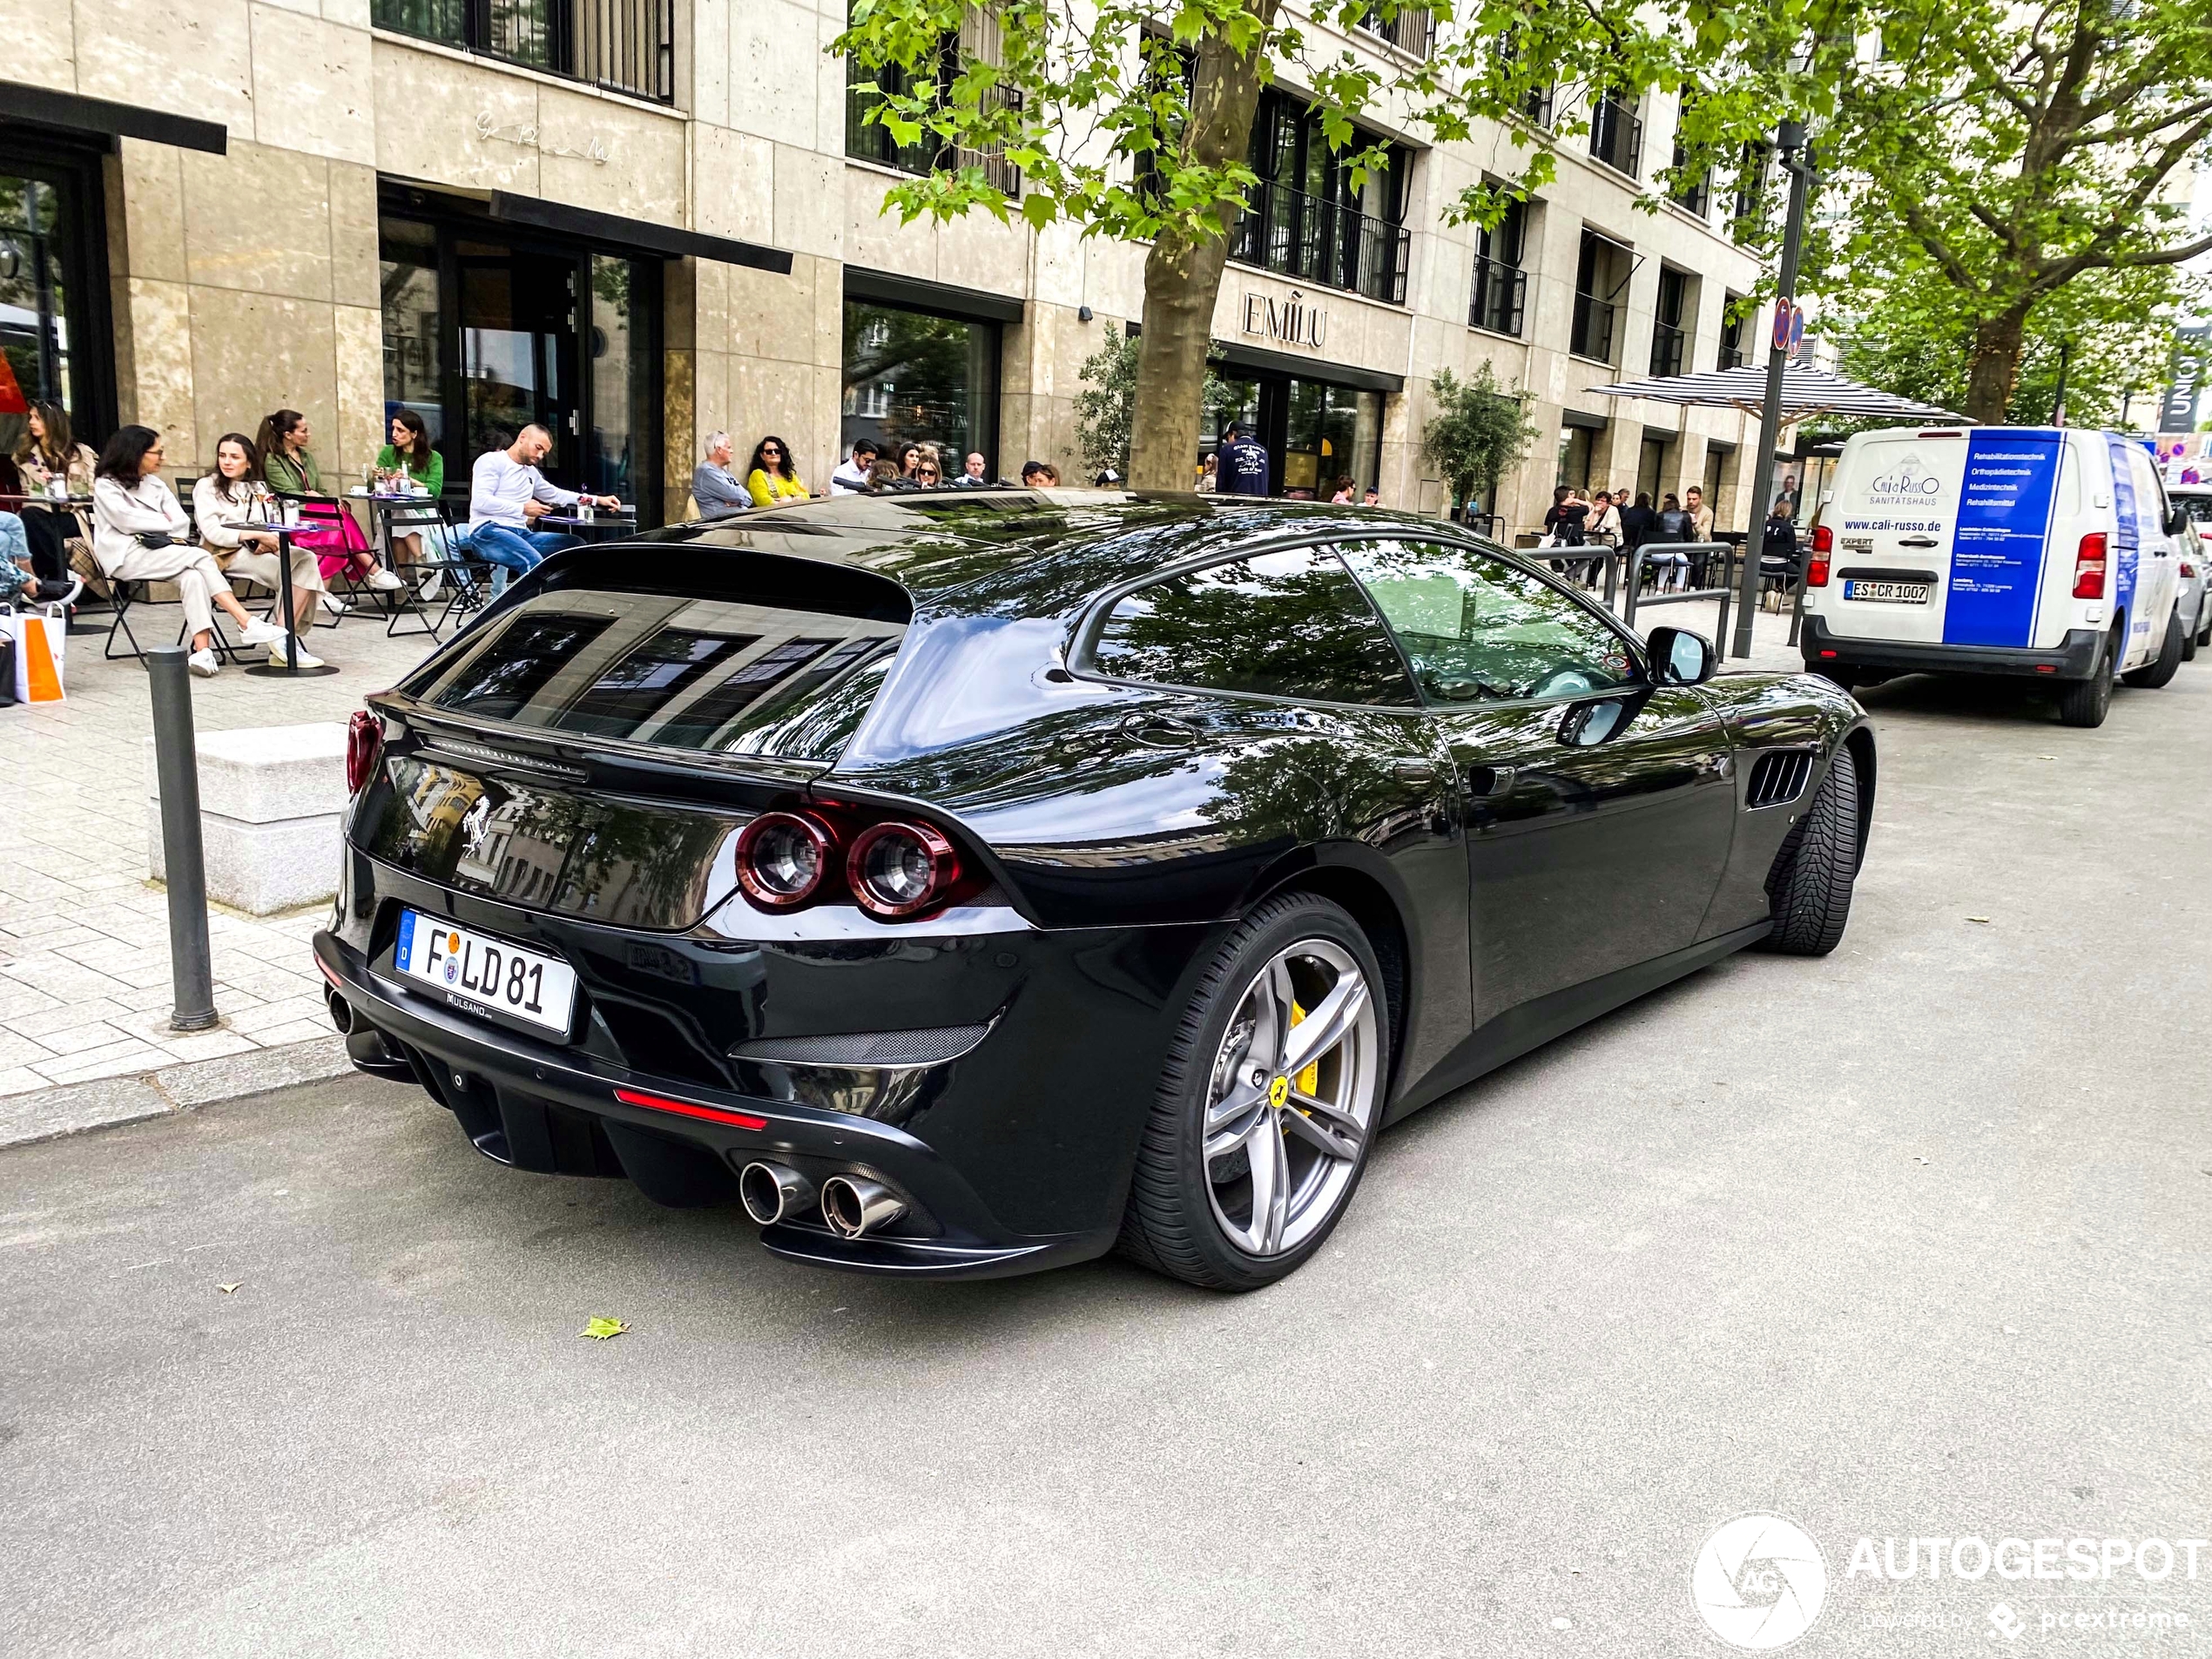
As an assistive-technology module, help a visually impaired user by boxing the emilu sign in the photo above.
[1242,290,1326,350]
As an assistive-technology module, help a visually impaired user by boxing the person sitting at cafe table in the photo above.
[257,408,401,596]
[0,507,79,607]
[468,424,616,592]
[691,431,750,521]
[745,436,809,506]
[831,438,879,495]
[91,425,287,678]
[194,431,327,669]
[373,409,447,580]
[12,400,98,584]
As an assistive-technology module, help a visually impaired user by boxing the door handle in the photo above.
[1390,759,1438,784]
[1897,535,1939,548]
[1467,764,1516,798]
[1119,711,1198,748]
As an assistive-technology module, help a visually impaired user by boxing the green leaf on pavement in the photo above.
[579,1317,630,1340]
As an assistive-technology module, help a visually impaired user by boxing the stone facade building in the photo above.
[0,1,1769,534]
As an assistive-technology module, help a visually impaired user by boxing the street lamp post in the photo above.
[1730,123,1816,662]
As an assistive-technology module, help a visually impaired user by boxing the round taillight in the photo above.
[345,710,383,796]
[846,820,959,919]
[737,811,835,908]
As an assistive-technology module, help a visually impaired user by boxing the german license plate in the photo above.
[1843,579,1931,605]
[393,909,577,1035]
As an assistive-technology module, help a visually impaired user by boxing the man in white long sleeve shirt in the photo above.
[467,425,617,590]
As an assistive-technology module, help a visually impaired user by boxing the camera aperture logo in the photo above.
[1693,1514,1830,1650]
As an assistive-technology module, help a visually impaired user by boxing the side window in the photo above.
[1335,538,1641,703]
[1087,545,1416,705]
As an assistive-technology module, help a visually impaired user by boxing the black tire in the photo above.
[2184,624,2200,663]
[2056,631,2116,728]
[1117,892,1389,1291]
[2123,609,2184,689]
[1757,745,1860,957]
[2197,612,2211,649]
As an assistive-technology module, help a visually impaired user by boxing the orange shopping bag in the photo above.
[8,605,65,703]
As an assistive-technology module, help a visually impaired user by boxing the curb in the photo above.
[0,1036,354,1152]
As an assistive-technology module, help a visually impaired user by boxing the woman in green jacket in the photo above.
[373,409,448,574]
[254,408,397,592]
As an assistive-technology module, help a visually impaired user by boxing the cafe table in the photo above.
[244,522,340,678]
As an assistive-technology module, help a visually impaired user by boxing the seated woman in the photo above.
[373,410,448,582]
[91,426,286,677]
[193,431,326,668]
[12,400,98,583]
[256,408,401,599]
[745,436,809,506]
[0,509,78,606]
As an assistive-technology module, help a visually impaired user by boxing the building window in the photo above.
[1588,94,1643,179]
[1231,88,1412,305]
[846,11,1021,195]
[1718,294,1748,370]
[1571,229,1633,363]
[373,0,672,103]
[1730,142,1771,240]
[1650,266,1690,376]
[1670,152,1710,218]
[1352,3,1433,57]
[840,300,1000,475]
[1469,194,1528,337]
[0,156,109,454]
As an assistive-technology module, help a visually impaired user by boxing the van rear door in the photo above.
[1823,432,1966,646]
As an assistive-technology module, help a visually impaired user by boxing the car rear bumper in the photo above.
[1800,617,2104,680]
[314,926,1138,1279]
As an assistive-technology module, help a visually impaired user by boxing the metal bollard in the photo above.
[147,646,218,1032]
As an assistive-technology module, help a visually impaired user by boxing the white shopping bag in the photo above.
[8,604,66,703]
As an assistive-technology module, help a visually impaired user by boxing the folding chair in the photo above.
[387,506,488,643]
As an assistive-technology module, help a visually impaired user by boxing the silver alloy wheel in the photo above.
[1201,939,1380,1258]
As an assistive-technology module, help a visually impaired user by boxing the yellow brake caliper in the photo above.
[1288,1001,1319,1098]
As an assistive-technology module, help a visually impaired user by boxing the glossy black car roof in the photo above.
[640,489,1458,618]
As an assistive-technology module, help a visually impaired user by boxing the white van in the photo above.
[1800,427,2188,727]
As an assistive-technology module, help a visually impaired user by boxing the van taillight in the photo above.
[2073,533,2107,600]
[1806,523,1831,588]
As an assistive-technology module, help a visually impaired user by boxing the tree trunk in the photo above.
[1964,306,2030,425]
[1127,4,1276,491]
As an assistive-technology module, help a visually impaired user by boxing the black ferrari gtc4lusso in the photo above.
[315,491,1873,1288]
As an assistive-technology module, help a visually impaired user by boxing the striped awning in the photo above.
[1582,364,1971,424]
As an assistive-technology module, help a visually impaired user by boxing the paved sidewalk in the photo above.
[0,603,442,1103]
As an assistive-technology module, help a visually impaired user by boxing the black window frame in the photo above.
[1718,293,1749,370]
[1072,539,1423,711]
[1650,266,1690,377]
[845,17,1022,195]
[1469,192,1528,338]
[372,0,673,102]
[1231,86,1413,306]
[1571,229,1634,364]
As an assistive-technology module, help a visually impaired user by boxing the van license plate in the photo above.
[1843,579,1931,605]
[393,909,577,1035]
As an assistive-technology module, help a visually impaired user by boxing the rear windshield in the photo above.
[411,590,905,762]
[2175,494,2212,524]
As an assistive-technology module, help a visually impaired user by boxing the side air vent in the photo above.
[1746,749,1816,810]
[730,1022,994,1069]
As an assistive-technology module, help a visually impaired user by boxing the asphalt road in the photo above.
[5,664,2209,1659]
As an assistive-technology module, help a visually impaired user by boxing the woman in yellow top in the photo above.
[745,435,809,505]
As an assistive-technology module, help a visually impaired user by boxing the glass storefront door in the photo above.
[1199,369,1383,498]
[379,205,659,518]
[0,135,112,466]
[840,300,999,474]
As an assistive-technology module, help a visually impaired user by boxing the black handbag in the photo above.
[0,632,17,707]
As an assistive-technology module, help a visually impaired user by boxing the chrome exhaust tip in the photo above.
[738,1161,817,1227]
[819,1174,906,1239]
[324,984,354,1036]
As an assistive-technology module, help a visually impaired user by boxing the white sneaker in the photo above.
[416,570,442,602]
[324,594,352,616]
[239,617,287,646]
[187,649,219,678]
[276,637,325,669]
[365,569,406,592]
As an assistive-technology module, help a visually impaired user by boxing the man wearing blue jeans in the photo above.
[465,424,619,595]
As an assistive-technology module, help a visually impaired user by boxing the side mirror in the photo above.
[2168,504,2192,538]
[1558,695,1633,747]
[1647,624,1717,685]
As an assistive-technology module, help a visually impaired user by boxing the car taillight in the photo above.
[847,821,960,919]
[1806,524,1831,586]
[345,710,383,796]
[2074,532,2107,599]
[2183,562,2199,579]
[736,810,837,908]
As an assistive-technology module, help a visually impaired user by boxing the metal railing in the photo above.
[846,75,1022,194]
[374,0,673,101]
[1571,290,1618,361]
[1353,5,1433,57]
[1470,255,1527,336]
[1719,327,1747,371]
[1621,543,1737,640]
[1588,97,1643,179]
[1235,178,1411,304]
[1650,320,1686,376]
